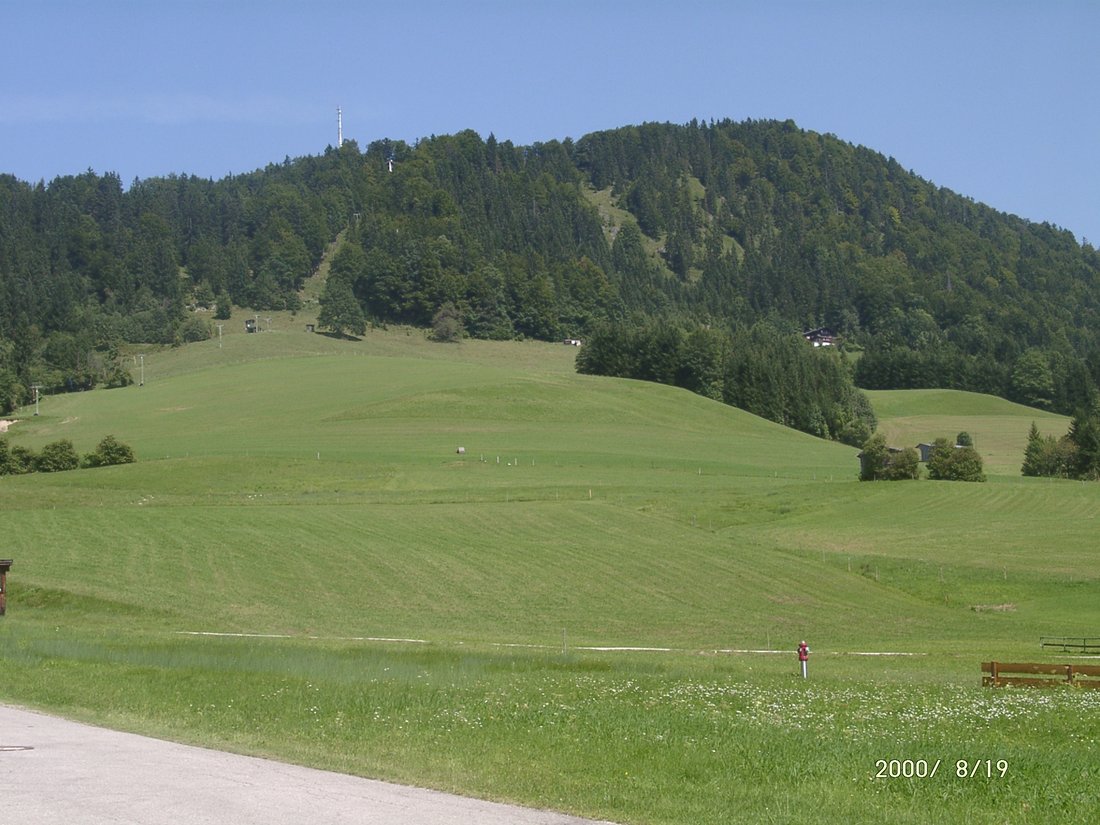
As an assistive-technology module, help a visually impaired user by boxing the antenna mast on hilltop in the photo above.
[337,107,343,147]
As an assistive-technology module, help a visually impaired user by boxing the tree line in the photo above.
[575,319,876,445]
[4,119,1100,421]
[0,434,134,475]
[1023,411,1100,479]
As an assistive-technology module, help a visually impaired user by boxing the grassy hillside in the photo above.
[3,328,868,647]
[2,328,1099,824]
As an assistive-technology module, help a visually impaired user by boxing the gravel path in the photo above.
[1,705,617,825]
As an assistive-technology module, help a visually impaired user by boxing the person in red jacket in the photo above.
[798,640,810,679]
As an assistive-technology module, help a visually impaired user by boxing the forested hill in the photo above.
[2,118,1100,415]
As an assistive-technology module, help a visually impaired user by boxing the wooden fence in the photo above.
[1039,636,1100,654]
[982,661,1100,689]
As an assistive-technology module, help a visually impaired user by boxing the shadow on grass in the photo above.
[314,330,363,343]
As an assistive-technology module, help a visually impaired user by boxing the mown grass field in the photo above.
[2,325,1098,823]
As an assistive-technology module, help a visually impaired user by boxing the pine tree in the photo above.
[1021,421,1074,478]
[1021,422,1044,476]
[1067,412,1100,480]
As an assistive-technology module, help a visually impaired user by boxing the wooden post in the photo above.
[0,559,11,616]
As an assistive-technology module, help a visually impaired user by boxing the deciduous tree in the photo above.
[927,437,985,482]
[318,277,366,339]
[859,434,919,481]
[431,302,463,343]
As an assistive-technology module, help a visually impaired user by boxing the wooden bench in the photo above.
[982,661,1100,689]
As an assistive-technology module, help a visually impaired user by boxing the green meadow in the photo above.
[2,325,1098,823]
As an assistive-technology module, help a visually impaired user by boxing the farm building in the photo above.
[802,327,837,347]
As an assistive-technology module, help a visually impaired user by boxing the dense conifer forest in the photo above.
[3,118,1100,428]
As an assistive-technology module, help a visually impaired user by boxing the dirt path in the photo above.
[1,705,617,825]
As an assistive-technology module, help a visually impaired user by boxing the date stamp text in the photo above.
[874,759,1008,779]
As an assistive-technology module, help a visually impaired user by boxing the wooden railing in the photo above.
[982,661,1100,689]
[1039,636,1100,654]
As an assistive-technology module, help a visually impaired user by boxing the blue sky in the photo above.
[2,1,1097,244]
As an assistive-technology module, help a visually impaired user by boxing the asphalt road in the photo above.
[1,705,617,825]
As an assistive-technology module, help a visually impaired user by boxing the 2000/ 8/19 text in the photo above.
[874,759,1009,779]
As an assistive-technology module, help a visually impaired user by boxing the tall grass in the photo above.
[3,626,1097,824]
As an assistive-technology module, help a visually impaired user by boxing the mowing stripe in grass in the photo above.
[178,631,429,643]
[176,629,925,658]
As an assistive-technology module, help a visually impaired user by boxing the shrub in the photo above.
[34,439,81,473]
[214,293,232,320]
[6,444,35,474]
[180,316,212,343]
[84,435,136,468]
[431,302,463,343]
[0,439,31,475]
[881,446,921,480]
[859,434,919,481]
[927,437,985,482]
